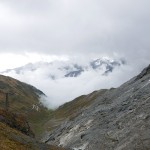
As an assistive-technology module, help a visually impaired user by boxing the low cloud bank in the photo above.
[2,57,145,109]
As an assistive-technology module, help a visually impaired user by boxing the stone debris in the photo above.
[42,65,150,150]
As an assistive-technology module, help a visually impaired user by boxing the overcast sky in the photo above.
[0,0,150,107]
[0,0,150,61]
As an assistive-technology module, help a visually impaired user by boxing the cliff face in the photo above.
[42,65,150,150]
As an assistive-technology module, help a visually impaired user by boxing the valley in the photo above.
[0,64,150,150]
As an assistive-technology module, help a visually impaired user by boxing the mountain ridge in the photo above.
[41,64,150,150]
[2,57,125,78]
[0,74,52,137]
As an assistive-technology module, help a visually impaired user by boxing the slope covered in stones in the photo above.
[42,89,107,133]
[42,64,150,150]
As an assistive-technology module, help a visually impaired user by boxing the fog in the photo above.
[0,0,149,107]
[3,57,140,108]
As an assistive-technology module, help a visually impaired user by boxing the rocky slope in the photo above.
[42,64,150,150]
[41,89,107,133]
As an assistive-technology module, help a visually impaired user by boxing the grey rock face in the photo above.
[42,65,150,150]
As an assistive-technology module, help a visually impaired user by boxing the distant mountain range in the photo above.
[2,57,126,79]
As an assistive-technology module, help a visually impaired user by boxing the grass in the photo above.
[54,89,107,119]
[0,74,108,141]
[0,75,50,137]
[0,122,31,150]
[27,109,54,138]
[0,122,65,150]
[43,89,107,132]
[0,109,65,150]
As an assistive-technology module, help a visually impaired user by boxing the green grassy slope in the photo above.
[0,75,52,137]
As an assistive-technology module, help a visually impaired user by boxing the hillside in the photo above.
[42,65,150,150]
[0,109,65,150]
[0,74,45,110]
[0,75,52,136]
[42,89,108,133]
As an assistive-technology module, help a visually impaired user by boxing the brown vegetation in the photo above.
[0,109,65,150]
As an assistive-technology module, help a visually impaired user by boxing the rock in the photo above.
[42,65,150,150]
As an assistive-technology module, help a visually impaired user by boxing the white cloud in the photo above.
[0,53,69,71]
[2,57,139,108]
[0,0,149,108]
[0,0,150,60]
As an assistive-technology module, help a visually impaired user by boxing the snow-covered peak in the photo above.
[2,57,125,78]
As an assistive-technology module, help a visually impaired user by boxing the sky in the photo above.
[0,0,150,108]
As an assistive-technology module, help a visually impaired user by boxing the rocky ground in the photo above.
[42,65,150,150]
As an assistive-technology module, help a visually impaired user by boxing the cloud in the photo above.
[2,58,138,108]
[0,52,70,72]
[0,0,150,61]
[0,1,149,108]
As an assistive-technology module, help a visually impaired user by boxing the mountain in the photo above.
[2,57,125,79]
[90,58,125,74]
[41,64,150,150]
[0,75,52,137]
